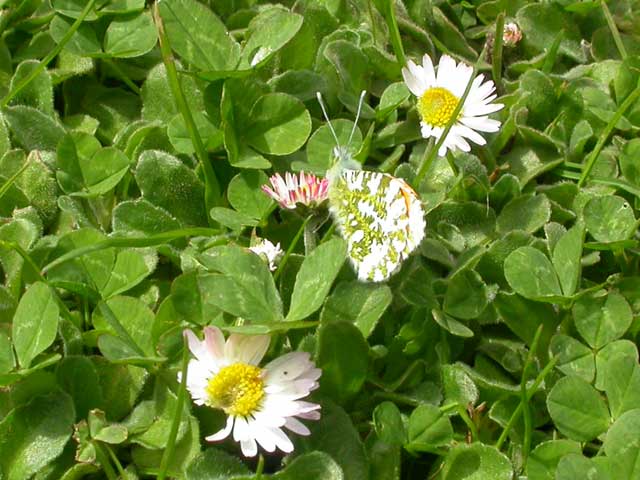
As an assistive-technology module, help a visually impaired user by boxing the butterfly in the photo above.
[317,91,426,282]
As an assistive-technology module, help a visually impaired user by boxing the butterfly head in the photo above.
[316,91,366,181]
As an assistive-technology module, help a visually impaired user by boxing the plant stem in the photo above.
[256,455,265,479]
[520,325,544,469]
[103,59,141,94]
[274,215,310,281]
[578,79,640,187]
[457,405,478,442]
[153,3,222,221]
[383,0,406,66]
[93,442,118,480]
[157,335,190,480]
[495,356,558,450]
[601,0,627,60]
[492,13,505,93]
[1,0,98,108]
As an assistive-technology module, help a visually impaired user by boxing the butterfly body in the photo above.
[329,169,425,282]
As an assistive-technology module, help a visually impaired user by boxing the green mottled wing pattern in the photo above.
[329,169,426,282]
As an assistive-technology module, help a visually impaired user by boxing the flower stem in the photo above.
[93,442,118,480]
[382,0,406,66]
[414,46,489,187]
[273,215,311,281]
[520,324,544,469]
[153,3,222,221]
[495,355,558,450]
[157,335,190,480]
[578,79,640,187]
[601,0,627,60]
[0,0,98,108]
[492,12,505,93]
[456,405,478,442]
[256,454,265,479]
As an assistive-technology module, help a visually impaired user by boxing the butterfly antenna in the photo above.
[316,92,341,150]
[348,90,366,146]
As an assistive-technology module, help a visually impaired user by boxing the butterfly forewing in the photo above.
[329,170,426,282]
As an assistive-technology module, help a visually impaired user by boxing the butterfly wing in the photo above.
[329,170,426,282]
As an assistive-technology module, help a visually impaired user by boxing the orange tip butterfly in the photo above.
[317,91,426,282]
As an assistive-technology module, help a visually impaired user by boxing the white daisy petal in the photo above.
[206,416,234,442]
[421,53,436,85]
[465,101,504,117]
[225,334,270,365]
[233,416,251,442]
[460,116,501,132]
[203,326,225,360]
[401,61,425,97]
[436,54,457,85]
[240,438,258,457]
[268,427,295,453]
[284,417,311,436]
[454,124,488,146]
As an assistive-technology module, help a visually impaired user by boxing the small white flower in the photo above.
[402,54,504,156]
[249,239,283,271]
[503,22,522,47]
[181,327,321,457]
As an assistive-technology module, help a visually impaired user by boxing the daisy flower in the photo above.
[249,238,283,271]
[262,171,329,210]
[402,54,504,156]
[181,327,321,457]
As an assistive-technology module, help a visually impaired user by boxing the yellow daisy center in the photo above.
[205,363,265,417]
[418,87,460,127]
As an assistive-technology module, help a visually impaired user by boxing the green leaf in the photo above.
[239,7,303,69]
[527,440,582,480]
[604,355,640,419]
[407,404,453,450]
[432,309,474,338]
[442,364,479,406]
[546,376,610,442]
[227,170,273,220]
[93,296,156,358]
[320,281,392,338]
[9,60,54,116]
[504,246,562,300]
[12,282,60,369]
[245,93,312,156]
[286,238,347,322]
[299,400,369,480]
[56,356,103,420]
[103,11,157,58]
[112,199,181,236]
[100,249,156,299]
[4,105,66,151]
[554,454,611,480]
[51,0,99,20]
[302,119,362,173]
[77,146,131,197]
[0,391,75,480]
[185,448,251,480]
[440,443,513,480]
[274,452,344,480]
[197,245,283,323]
[595,340,638,391]
[158,0,240,71]
[552,223,584,297]
[49,15,102,57]
[135,150,207,226]
[317,322,368,404]
[373,402,406,447]
[516,3,585,62]
[0,330,15,374]
[584,196,636,243]
[573,291,633,349]
[550,334,594,382]
[443,270,488,320]
[603,409,640,462]
[496,194,551,234]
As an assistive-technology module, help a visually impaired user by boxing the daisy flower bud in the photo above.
[261,171,329,210]
[503,22,522,47]
[181,327,321,457]
[249,238,283,271]
[402,54,504,157]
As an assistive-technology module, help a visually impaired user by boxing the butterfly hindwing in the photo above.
[329,170,426,282]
